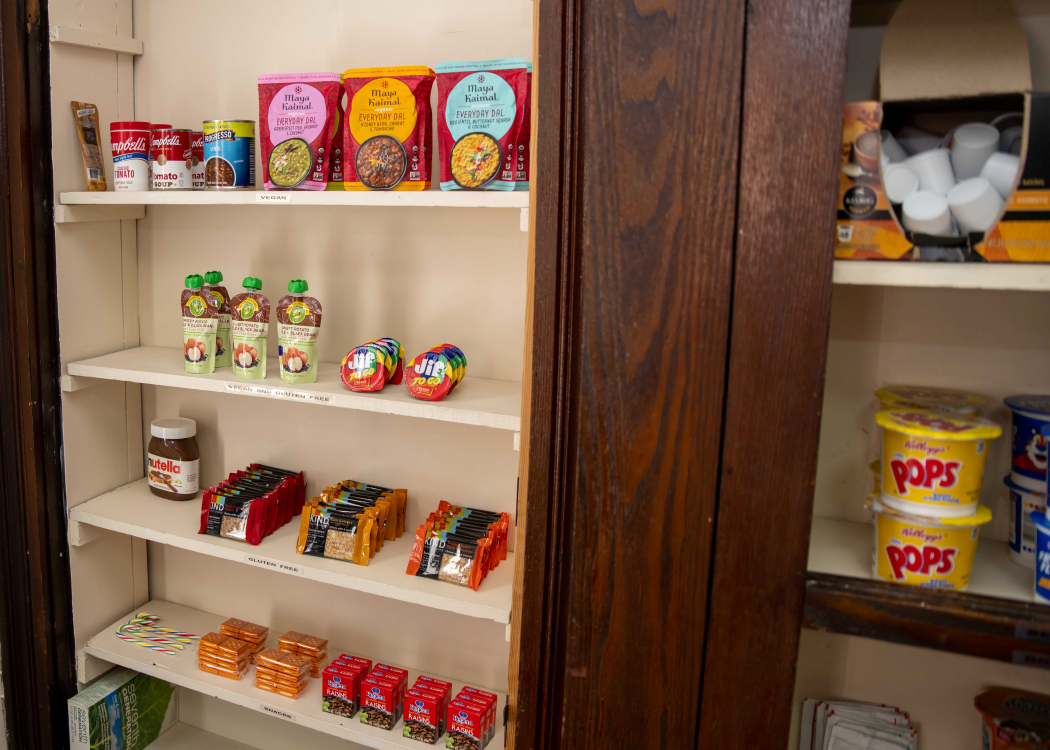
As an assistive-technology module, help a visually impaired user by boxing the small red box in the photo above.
[404,687,446,744]
[361,676,401,730]
[447,699,487,749]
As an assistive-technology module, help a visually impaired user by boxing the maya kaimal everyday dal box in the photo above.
[68,666,178,750]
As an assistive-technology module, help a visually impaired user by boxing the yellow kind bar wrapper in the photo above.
[71,101,107,191]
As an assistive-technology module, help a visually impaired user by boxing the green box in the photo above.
[67,666,177,750]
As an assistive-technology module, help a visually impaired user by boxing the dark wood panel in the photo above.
[698,0,851,747]
[806,573,1050,666]
[549,0,747,747]
[0,0,75,748]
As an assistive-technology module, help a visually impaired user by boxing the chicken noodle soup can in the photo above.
[151,128,193,190]
[1005,475,1045,568]
[875,408,1002,517]
[1004,395,1050,492]
[1033,511,1050,603]
[191,132,205,189]
[869,494,990,590]
[109,121,151,191]
[203,120,256,189]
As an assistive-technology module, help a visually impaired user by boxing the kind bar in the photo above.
[405,688,446,744]
[258,73,342,191]
[71,101,107,191]
[297,499,376,565]
[447,699,486,750]
[68,667,176,750]
[361,676,401,730]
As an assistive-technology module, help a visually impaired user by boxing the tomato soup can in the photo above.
[191,131,205,189]
[203,120,255,189]
[109,121,151,191]
[151,128,192,190]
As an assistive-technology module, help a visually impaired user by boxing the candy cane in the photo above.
[115,612,199,655]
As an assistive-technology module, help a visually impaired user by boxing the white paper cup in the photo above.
[981,152,1021,199]
[947,178,1004,235]
[896,126,941,156]
[882,163,919,204]
[903,190,954,236]
[880,130,909,163]
[907,149,956,196]
[950,123,1000,180]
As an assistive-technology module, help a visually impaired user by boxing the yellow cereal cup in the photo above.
[868,495,991,590]
[876,408,1002,518]
[875,385,987,416]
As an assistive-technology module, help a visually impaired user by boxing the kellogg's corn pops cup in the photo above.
[875,385,987,416]
[876,408,1002,518]
[869,495,991,590]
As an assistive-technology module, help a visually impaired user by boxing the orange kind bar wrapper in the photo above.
[71,101,107,191]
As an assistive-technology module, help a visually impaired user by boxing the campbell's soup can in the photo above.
[203,120,255,189]
[151,128,192,190]
[191,131,205,189]
[109,121,151,191]
[148,123,171,181]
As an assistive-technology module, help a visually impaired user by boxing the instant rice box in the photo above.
[68,667,177,750]
[436,58,529,191]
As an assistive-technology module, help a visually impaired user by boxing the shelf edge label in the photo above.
[244,553,304,576]
[1016,625,1050,645]
[255,192,291,203]
[1012,650,1050,670]
[224,382,331,404]
[258,703,296,722]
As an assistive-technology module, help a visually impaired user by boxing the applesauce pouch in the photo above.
[203,271,232,368]
[229,277,270,380]
[182,274,218,374]
[277,279,322,385]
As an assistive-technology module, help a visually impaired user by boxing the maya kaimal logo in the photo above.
[889,456,961,496]
[885,542,958,580]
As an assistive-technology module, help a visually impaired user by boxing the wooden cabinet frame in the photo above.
[0,0,853,748]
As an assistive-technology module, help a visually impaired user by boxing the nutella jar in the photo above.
[147,418,200,500]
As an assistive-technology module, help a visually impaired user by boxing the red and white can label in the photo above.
[147,453,199,495]
[152,129,192,190]
[191,132,205,189]
[110,121,151,191]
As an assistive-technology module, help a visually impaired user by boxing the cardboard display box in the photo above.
[835,0,1050,262]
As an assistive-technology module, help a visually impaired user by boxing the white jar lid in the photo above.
[151,418,196,439]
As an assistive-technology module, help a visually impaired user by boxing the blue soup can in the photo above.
[1004,395,1050,492]
[203,120,255,189]
[1033,510,1050,604]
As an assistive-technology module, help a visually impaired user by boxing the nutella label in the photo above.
[147,453,199,495]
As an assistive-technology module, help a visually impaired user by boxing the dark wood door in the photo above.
[512,0,850,747]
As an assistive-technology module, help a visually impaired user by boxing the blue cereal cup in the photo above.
[1034,511,1050,604]
[1004,396,1050,492]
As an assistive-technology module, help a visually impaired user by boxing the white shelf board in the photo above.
[832,260,1050,291]
[60,190,528,208]
[808,516,1034,603]
[66,347,522,432]
[85,600,506,750]
[49,25,143,55]
[69,478,514,623]
[152,723,258,750]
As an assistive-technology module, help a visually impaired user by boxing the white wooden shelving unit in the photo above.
[69,479,514,623]
[53,0,533,746]
[85,600,507,750]
[832,259,1050,290]
[65,347,522,432]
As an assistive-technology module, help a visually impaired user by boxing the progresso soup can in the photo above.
[203,120,255,189]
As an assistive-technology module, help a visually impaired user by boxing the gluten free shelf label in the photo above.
[244,553,304,576]
[224,381,331,404]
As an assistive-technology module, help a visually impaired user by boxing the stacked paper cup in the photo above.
[1001,396,1050,570]
[867,386,1000,591]
[878,121,1022,238]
